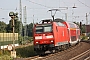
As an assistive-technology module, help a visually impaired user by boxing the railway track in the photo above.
[69,49,90,60]
[25,42,83,60]
[14,42,81,60]
[84,56,90,60]
[14,41,90,60]
[14,56,42,60]
[24,56,43,60]
[34,42,90,60]
[41,42,83,60]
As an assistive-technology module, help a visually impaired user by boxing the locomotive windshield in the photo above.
[35,24,52,33]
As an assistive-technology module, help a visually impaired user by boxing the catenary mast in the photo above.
[19,0,22,36]
[23,6,27,39]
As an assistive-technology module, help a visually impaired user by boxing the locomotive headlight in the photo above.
[36,42,39,44]
[50,40,54,43]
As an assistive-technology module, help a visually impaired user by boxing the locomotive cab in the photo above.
[33,19,55,53]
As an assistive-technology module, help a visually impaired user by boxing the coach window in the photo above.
[69,23,75,28]
[76,25,79,29]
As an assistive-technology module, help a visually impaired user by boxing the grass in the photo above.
[0,50,13,60]
[0,55,13,60]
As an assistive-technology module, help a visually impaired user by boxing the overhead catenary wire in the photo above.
[60,0,68,7]
[0,0,90,10]
[26,0,53,8]
[77,0,90,8]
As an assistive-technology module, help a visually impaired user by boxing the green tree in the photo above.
[73,21,85,33]
[6,20,12,32]
[27,23,33,37]
[0,21,7,32]
[81,24,85,33]
[6,19,20,33]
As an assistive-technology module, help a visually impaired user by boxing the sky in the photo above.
[0,0,90,24]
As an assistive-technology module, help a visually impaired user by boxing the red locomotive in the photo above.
[33,18,80,55]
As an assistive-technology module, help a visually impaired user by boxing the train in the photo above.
[33,18,80,55]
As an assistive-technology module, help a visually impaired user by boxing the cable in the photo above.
[26,0,53,8]
[0,8,18,11]
[1,0,52,11]
[61,0,68,7]
[77,0,90,8]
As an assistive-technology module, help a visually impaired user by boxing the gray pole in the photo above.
[86,13,88,25]
[23,6,27,40]
[11,16,16,58]
[33,15,34,27]
[65,13,67,21]
[19,0,22,36]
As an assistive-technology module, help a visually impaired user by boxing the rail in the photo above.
[84,56,90,60]
[69,49,90,60]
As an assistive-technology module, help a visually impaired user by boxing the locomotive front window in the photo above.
[36,27,43,33]
[35,24,52,33]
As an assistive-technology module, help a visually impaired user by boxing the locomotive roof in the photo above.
[54,18,79,29]
[54,18,65,23]
[40,18,65,23]
[39,18,79,28]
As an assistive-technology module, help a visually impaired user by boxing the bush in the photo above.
[81,35,89,40]
[16,45,37,58]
